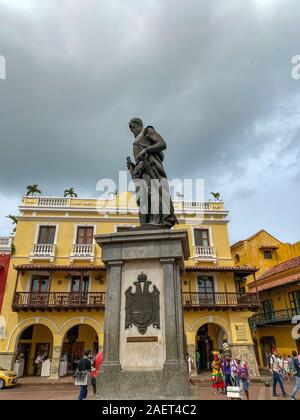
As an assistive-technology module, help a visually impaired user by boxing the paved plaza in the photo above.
[0,377,296,401]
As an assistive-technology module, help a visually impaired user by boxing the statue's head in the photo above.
[129,117,143,136]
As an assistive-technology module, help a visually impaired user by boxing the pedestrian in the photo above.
[232,355,250,400]
[270,352,288,398]
[290,351,300,400]
[281,355,288,381]
[186,353,195,386]
[77,350,92,401]
[211,351,225,395]
[196,350,201,375]
[283,355,290,381]
[267,353,273,370]
[91,351,103,395]
[222,355,233,391]
[73,354,80,374]
[33,354,43,376]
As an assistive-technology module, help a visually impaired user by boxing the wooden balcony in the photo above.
[12,292,106,312]
[182,292,260,311]
[251,308,300,325]
[12,291,259,313]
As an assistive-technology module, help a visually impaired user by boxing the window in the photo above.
[263,250,272,260]
[197,276,215,304]
[30,275,50,293]
[198,276,215,294]
[289,291,300,313]
[76,227,94,245]
[194,229,210,247]
[234,253,240,264]
[262,299,275,322]
[70,275,89,293]
[30,275,50,305]
[38,226,56,244]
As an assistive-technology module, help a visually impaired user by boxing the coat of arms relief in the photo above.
[125,272,160,335]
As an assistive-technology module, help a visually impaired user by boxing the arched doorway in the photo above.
[195,323,228,371]
[61,324,100,376]
[16,324,53,377]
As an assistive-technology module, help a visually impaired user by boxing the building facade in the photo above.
[0,194,260,378]
[232,230,300,367]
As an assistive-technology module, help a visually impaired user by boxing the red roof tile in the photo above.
[249,273,300,293]
[257,256,300,281]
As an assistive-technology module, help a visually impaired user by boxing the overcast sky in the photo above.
[0,0,300,244]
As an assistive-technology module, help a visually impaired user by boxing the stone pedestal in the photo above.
[95,229,190,400]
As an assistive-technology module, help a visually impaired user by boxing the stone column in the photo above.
[98,261,122,396]
[49,336,62,380]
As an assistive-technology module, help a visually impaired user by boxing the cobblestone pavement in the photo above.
[0,380,297,400]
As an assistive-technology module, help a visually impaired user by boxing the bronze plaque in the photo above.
[127,336,158,343]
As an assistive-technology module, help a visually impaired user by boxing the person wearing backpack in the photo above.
[290,351,300,400]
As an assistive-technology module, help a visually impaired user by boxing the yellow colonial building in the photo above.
[232,230,300,367]
[0,194,260,378]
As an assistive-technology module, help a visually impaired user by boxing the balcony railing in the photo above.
[175,201,224,212]
[13,292,106,312]
[194,246,217,260]
[0,237,12,252]
[71,244,95,258]
[251,308,300,325]
[182,292,260,310]
[21,196,225,213]
[38,197,69,207]
[31,244,56,258]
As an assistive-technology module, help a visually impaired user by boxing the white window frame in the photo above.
[192,227,214,248]
[73,224,97,245]
[34,223,60,245]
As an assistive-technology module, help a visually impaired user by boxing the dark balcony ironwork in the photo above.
[182,292,260,311]
[12,292,106,312]
[251,308,300,325]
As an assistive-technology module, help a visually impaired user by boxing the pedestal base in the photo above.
[97,363,190,400]
[95,229,191,400]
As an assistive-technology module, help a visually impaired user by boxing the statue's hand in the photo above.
[127,161,134,171]
[136,149,148,161]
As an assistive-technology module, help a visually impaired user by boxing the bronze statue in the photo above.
[127,118,178,229]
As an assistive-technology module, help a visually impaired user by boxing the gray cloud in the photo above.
[0,0,300,243]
